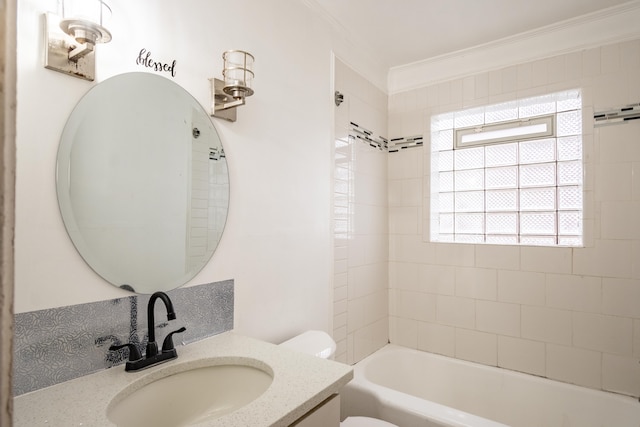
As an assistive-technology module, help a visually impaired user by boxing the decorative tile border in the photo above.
[388,135,423,152]
[14,279,233,395]
[350,122,389,151]
[349,121,421,153]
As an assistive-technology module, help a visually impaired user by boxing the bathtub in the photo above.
[340,344,640,427]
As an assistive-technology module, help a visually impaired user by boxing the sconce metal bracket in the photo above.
[43,13,96,81]
[211,78,245,122]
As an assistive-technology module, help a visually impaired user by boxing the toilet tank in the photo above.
[279,330,336,359]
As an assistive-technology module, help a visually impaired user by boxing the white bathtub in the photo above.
[340,344,640,427]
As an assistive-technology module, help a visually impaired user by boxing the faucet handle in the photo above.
[162,327,187,353]
[109,343,142,362]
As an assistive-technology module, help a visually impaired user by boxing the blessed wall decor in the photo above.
[136,48,177,77]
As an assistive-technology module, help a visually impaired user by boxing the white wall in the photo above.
[14,0,386,344]
[388,39,640,397]
[333,59,388,364]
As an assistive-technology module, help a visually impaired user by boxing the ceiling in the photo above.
[309,0,635,69]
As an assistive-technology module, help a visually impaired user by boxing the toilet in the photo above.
[280,330,337,359]
[280,331,398,427]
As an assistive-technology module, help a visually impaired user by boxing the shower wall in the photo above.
[333,58,389,364]
[388,39,640,397]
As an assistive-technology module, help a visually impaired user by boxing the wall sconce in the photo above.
[210,50,255,122]
[44,0,112,81]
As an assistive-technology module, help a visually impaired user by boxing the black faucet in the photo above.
[146,291,176,358]
[109,291,186,372]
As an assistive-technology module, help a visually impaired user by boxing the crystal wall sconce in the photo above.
[210,50,255,122]
[44,0,112,81]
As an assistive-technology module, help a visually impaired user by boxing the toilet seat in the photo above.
[341,416,398,427]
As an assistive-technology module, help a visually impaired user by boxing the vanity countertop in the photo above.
[13,331,353,426]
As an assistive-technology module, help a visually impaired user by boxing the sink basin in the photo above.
[107,358,273,427]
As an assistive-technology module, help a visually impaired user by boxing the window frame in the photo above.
[455,115,555,149]
[429,90,583,247]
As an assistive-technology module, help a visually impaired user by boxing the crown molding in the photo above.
[388,1,640,94]
[301,0,388,92]
[300,0,350,40]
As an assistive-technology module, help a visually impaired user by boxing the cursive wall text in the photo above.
[136,48,177,77]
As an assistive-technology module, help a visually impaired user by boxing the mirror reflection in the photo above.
[56,72,229,293]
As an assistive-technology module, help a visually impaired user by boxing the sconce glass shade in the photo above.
[222,50,254,100]
[60,0,112,45]
[43,0,112,80]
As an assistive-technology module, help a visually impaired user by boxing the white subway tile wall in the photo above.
[334,59,389,364]
[389,39,640,397]
[497,335,546,377]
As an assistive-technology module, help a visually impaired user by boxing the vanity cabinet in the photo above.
[290,394,340,427]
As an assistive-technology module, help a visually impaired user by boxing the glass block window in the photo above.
[430,90,583,246]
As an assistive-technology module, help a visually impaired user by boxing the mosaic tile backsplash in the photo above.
[14,279,233,395]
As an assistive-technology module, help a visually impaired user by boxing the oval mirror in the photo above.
[56,72,229,294]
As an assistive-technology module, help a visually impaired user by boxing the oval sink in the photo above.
[107,359,273,427]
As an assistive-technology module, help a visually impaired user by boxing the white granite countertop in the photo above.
[13,332,353,426]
